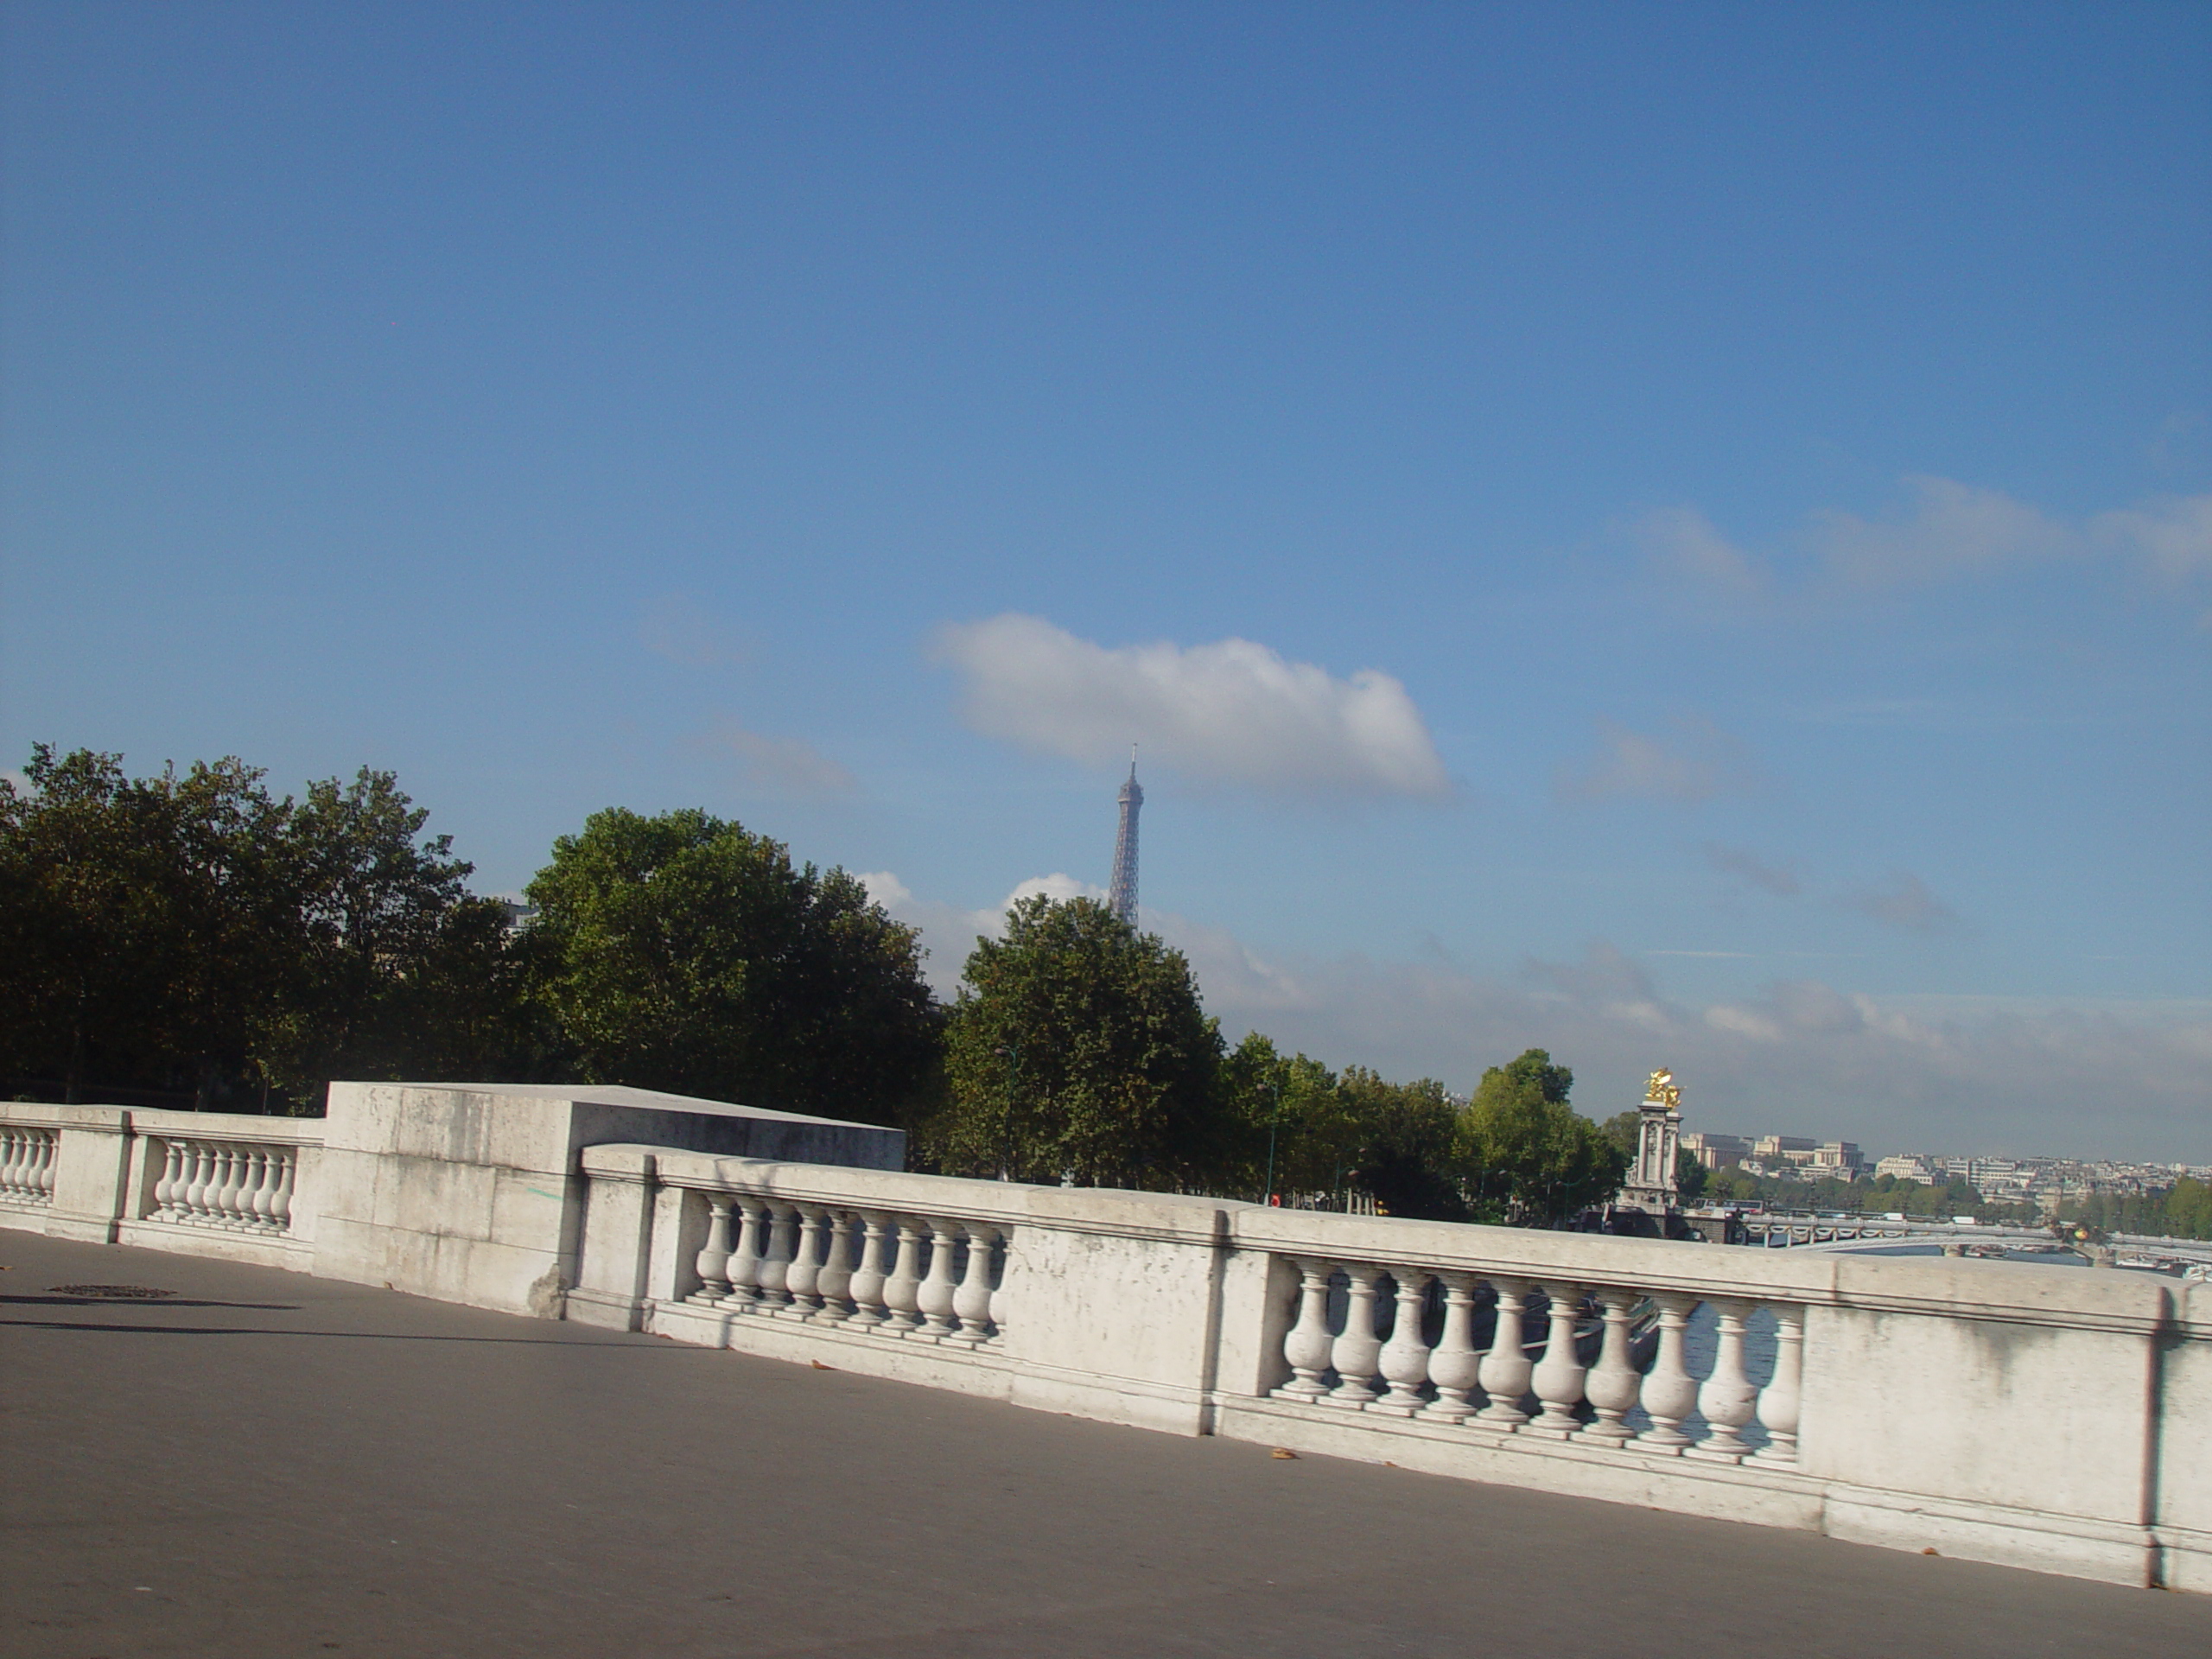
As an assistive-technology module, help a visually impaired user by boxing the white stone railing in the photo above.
[1263,1254,1802,1464]
[0,1123,60,1205]
[683,1192,1009,1345]
[0,1102,323,1267]
[7,1094,2206,1596]
[148,1136,302,1234]
[569,1144,2212,1595]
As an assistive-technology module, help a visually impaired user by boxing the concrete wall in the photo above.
[313,1084,905,1316]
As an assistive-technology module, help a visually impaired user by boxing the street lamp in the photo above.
[995,1040,1019,1182]
[1262,1077,1283,1206]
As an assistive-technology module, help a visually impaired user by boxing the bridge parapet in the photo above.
[4,1098,2207,1598]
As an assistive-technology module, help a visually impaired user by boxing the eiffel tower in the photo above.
[1107,748,1142,925]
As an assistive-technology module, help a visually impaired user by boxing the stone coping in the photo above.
[600,1144,2190,1338]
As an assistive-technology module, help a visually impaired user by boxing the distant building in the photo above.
[1809,1141,1866,1178]
[1681,1131,1750,1171]
[1874,1155,1936,1184]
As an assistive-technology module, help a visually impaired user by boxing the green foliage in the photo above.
[931,895,1223,1187]
[2058,1178,2212,1241]
[1700,1165,2038,1224]
[1458,1048,1626,1224]
[1217,1033,1363,1197]
[0,746,529,1109]
[524,807,938,1127]
[1343,1067,1466,1220]
[1675,1147,1709,1203]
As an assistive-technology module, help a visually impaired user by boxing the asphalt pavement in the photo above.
[3,1230,2205,1658]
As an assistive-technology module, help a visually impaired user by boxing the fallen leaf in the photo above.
[810,1360,834,1370]
[1922,1548,1939,1557]
[1270,1447,1299,1460]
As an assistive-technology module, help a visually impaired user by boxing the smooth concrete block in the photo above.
[2156,1282,2212,1544]
[1801,1303,2158,1525]
[1005,1223,1222,1395]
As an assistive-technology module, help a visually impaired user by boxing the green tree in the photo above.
[1458,1048,1625,1224]
[524,807,938,1126]
[1216,1033,1362,1199]
[0,747,180,1100]
[270,768,544,1101]
[1341,1066,1465,1221]
[0,747,524,1110]
[933,895,1222,1187]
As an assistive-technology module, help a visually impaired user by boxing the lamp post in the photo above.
[995,1040,1019,1182]
[1262,1077,1283,1206]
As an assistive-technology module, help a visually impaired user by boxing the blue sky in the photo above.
[5,3,2208,1158]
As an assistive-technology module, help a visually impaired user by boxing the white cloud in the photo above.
[701,721,855,797]
[640,593,751,667]
[1158,926,2212,1160]
[1648,479,2212,607]
[862,875,2212,1158]
[1812,476,2073,589]
[1702,842,1802,897]
[1555,716,1758,804]
[1842,870,1960,934]
[1636,505,1766,594]
[859,870,1105,993]
[2092,493,2212,582]
[931,613,1452,799]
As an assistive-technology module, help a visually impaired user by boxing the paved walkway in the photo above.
[2,1232,2205,1659]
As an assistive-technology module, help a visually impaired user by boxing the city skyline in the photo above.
[3,6,2206,1159]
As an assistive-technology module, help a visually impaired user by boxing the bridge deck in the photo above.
[3,1233,2203,1658]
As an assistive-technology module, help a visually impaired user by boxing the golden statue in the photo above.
[1644,1068,1681,1108]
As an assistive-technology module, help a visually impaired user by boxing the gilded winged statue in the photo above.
[1644,1068,1681,1108]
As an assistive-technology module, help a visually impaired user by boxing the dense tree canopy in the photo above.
[523,807,938,1127]
[932,895,1223,1187]
[0,746,525,1109]
[12,742,1949,1238]
[1459,1049,1627,1223]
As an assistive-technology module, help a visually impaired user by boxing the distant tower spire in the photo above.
[1108,747,1142,925]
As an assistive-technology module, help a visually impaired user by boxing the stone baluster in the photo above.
[241,1148,273,1230]
[181,1142,214,1223]
[881,1217,926,1334]
[1421,1272,1482,1424]
[950,1223,998,1344]
[812,1211,857,1323]
[1527,1282,1590,1439]
[36,1132,55,1195]
[1581,1287,1644,1445]
[207,1144,239,1225]
[1690,1298,1758,1462]
[1274,1256,1337,1401]
[1756,1305,1804,1465]
[152,1139,183,1219]
[1474,1275,1534,1429]
[269,1149,297,1230]
[988,1231,1013,1342]
[846,1211,893,1327]
[754,1204,797,1308]
[692,1197,735,1302]
[1635,1294,1700,1453]
[914,1217,963,1339]
[1328,1263,1386,1406]
[785,1205,828,1315]
[1374,1269,1433,1415]
[0,1129,22,1198]
[722,1198,768,1308]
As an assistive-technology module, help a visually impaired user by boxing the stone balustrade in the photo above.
[0,1124,60,1205]
[0,1132,60,1211]
[1263,1254,1802,1464]
[4,1096,2207,1595]
[149,1136,302,1234]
